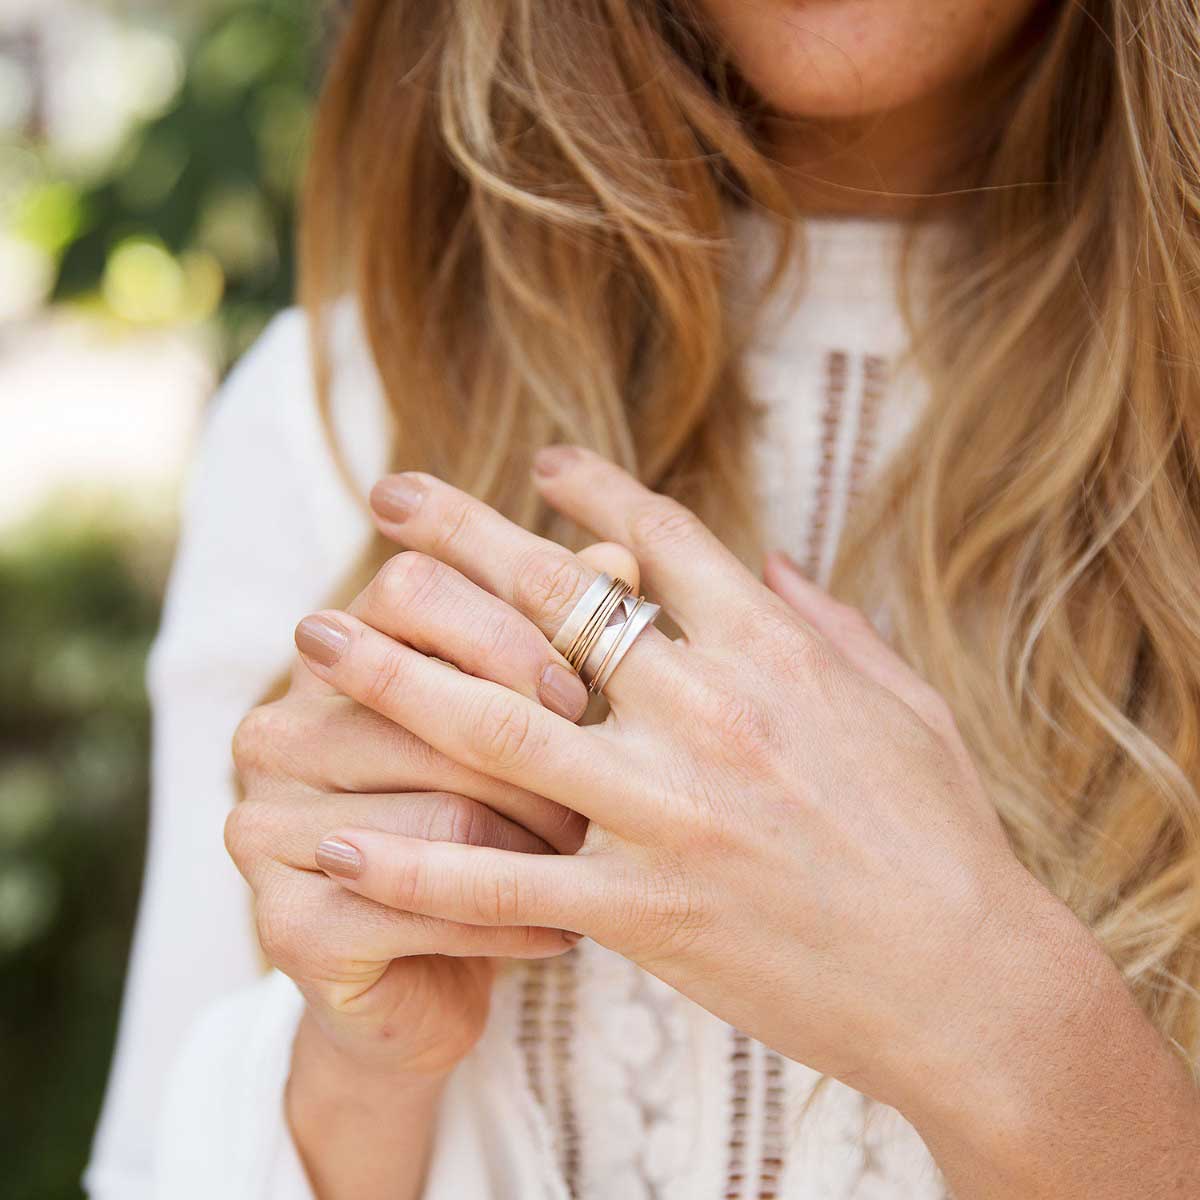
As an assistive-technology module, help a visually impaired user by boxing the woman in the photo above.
[88,1,1200,1198]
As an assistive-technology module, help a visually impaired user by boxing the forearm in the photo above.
[898,893,1200,1198]
[286,1010,446,1200]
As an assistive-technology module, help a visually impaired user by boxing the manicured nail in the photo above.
[562,931,584,946]
[316,836,363,879]
[370,474,426,523]
[533,445,581,478]
[295,615,350,667]
[538,662,588,721]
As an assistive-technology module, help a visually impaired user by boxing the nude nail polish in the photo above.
[370,475,426,522]
[295,615,349,667]
[539,662,588,721]
[316,837,363,879]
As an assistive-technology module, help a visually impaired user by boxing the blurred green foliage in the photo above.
[41,0,318,361]
[0,518,164,1200]
[0,1,324,1195]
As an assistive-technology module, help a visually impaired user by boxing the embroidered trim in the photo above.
[725,1031,753,1199]
[804,350,849,581]
[759,1050,786,1198]
[518,964,550,1111]
[552,955,582,1196]
[723,1032,791,1199]
[847,353,887,507]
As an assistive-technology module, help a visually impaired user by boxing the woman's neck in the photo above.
[762,95,977,220]
[762,38,1031,220]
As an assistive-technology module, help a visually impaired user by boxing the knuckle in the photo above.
[472,611,524,665]
[254,884,307,971]
[431,493,476,556]
[512,550,589,624]
[383,855,426,914]
[223,800,287,870]
[696,685,774,768]
[373,551,443,612]
[622,860,709,956]
[360,649,408,714]
[778,627,843,694]
[628,498,700,553]
[473,694,540,771]
[232,703,291,777]
[222,802,258,868]
[735,601,796,658]
[425,793,484,846]
[475,868,524,925]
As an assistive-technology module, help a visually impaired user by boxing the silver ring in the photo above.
[580,594,641,684]
[583,595,660,695]
[551,574,615,659]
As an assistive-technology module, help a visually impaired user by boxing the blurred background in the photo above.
[0,1,320,1194]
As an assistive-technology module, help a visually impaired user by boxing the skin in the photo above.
[699,0,1048,214]
[226,2,1200,1196]
[298,452,1200,1198]
[228,541,634,1199]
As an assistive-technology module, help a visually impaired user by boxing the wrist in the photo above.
[882,870,1125,1164]
[877,871,1200,1198]
[288,1010,449,1200]
[292,1006,455,1102]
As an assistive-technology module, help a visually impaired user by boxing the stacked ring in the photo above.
[559,576,632,672]
[551,572,662,697]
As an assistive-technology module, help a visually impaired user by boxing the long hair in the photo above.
[300,0,1200,1069]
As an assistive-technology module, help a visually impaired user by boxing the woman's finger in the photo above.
[313,828,607,938]
[290,542,635,707]
[294,609,643,831]
[531,445,760,637]
[576,541,640,593]
[350,552,589,721]
[366,471,677,702]
[233,697,586,853]
[763,551,961,744]
[226,789,557,884]
[258,868,578,978]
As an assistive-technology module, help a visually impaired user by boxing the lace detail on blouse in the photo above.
[500,317,942,1198]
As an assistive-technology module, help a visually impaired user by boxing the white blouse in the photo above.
[85,214,945,1200]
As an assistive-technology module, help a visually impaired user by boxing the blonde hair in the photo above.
[301,0,1200,1068]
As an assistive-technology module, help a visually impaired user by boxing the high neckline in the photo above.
[732,206,948,298]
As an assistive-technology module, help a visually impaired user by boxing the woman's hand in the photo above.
[287,448,1196,1200]
[290,449,1070,1088]
[227,580,593,1071]
[226,547,620,1198]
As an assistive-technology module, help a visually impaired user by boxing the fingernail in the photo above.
[295,615,350,667]
[370,474,426,523]
[316,836,363,879]
[533,445,581,478]
[562,931,584,945]
[538,662,588,721]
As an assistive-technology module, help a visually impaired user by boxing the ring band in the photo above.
[551,575,613,660]
[584,595,643,690]
[551,571,661,696]
[562,577,632,673]
[585,596,660,695]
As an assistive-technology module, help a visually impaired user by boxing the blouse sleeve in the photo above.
[85,302,559,1200]
[84,308,376,1200]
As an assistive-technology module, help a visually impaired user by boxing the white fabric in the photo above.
[86,215,945,1200]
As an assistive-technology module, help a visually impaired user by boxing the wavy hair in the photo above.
[300,0,1200,1069]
